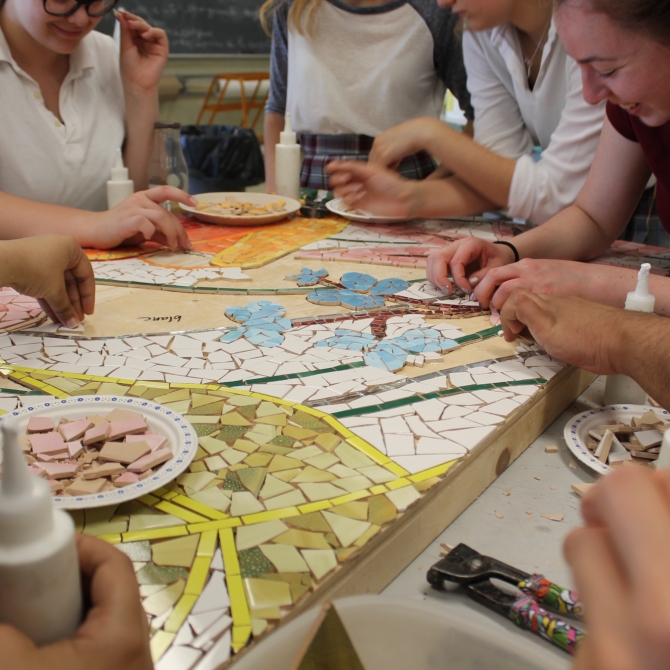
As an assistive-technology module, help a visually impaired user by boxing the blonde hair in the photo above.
[260,0,323,36]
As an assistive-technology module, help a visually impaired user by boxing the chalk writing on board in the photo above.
[97,0,270,55]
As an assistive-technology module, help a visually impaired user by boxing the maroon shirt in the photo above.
[607,101,670,231]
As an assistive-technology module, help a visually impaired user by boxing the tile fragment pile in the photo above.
[17,409,171,496]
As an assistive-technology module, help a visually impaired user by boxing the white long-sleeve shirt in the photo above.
[463,21,605,224]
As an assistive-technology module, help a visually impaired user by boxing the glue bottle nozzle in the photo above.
[625,262,655,313]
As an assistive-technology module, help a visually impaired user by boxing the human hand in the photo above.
[0,534,152,670]
[498,291,623,374]
[426,237,515,295]
[327,160,418,218]
[566,467,670,670]
[369,118,445,169]
[474,259,609,310]
[87,187,195,251]
[117,10,169,92]
[0,235,95,329]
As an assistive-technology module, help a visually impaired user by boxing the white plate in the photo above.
[180,192,301,226]
[326,198,409,224]
[563,404,669,475]
[0,396,197,509]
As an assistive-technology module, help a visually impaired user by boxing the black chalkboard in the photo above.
[97,0,271,55]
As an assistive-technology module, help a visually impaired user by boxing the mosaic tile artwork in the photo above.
[0,288,45,333]
[0,213,582,667]
[0,337,563,665]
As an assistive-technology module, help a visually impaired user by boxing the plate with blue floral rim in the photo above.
[0,395,197,510]
[563,404,669,475]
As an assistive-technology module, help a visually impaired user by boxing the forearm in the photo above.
[614,312,670,408]
[264,113,284,193]
[123,85,160,191]
[422,121,515,207]
[512,204,616,262]
[414,176,499,219]
[0,192,97,246]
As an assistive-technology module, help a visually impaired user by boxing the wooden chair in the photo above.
[196,72,270,142]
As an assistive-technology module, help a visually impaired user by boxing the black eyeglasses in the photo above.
[43,0,119,18]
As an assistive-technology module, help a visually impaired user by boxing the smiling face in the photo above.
[437,0,516,32]
[555,0,670,127]
[2,0,102,55]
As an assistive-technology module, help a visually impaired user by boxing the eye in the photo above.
[598,69,616,79]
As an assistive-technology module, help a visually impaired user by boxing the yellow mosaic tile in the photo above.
[150,631,175,663]
[197,530,218,558]
[231,625,252,653]
[298,500,332,514]
[219,528,240,576]
[155,501,209,524]
[241,506,301,525]
[369,485,388,496]
[171,495,228,521]
[409,461,457,482]
[186,518,242,534]
[98,533,122,545]
[163,594,198,634]
[385,478,412,491]
[330,490,370,506]
[152,535,199,568]
[227,574,251,626]
[181,557,210,600]
[122,526,189,543]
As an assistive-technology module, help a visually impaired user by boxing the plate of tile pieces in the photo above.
[0,396,197,509]
[180,192,301,226]
[326,198,410,224]
[564,405,670,475]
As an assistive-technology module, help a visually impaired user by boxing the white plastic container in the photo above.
[233,596,569,670]
[603,263,655,406]
[106,148,134,209]
[0,423,83,645]
[275,113,301,202]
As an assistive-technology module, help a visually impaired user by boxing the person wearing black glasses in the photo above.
[0,0,193,252]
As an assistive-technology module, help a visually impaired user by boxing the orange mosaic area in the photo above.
[210,217,349,269]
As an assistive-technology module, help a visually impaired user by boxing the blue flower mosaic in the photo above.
[284,267,329,287]
[314,325,459,372]
[307,289,385,310]
[222,301,291,348]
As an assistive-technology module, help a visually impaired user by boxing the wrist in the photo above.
[493,240,518,264]
[122,80,160,102]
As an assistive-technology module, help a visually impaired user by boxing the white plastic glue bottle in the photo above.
[602,263,655,406]
[0,423,82,645]
[275,113,301,202]
[106,148,134,209]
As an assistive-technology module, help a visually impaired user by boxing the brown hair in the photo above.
[260,0,322,36]
[555,0,670,41]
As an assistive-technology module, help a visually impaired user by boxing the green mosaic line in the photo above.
[221,361,368,387]
[329,378,547,419]
[454,326,502,345]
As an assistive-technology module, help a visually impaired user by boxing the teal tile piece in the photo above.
[370,277,410,295]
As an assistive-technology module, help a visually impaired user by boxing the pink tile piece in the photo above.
[59,419,93,442]
[108,416,147,440]
[126,433,167,452]
[82,421,110,445]
[127,447,172,473]
[29,432,67,455]
[113,472,140,487]
[27,416,55,433]
[39,462,79,479]
[67,440,83,459]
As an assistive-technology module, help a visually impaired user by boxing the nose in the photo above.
[67,5,90,27]
[580,67,610,105]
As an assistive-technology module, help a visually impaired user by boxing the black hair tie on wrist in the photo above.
[494,240,520,263]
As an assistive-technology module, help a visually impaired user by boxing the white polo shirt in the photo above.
[0,27,125,212]
[464,22,606,224]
